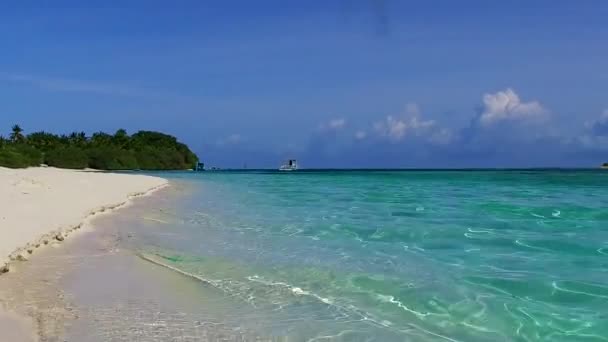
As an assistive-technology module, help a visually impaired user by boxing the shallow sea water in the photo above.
[61,170,608,341]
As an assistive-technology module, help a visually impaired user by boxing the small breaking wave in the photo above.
[136,252,223,288]
[247,275,334,305]
[245,275,400,331]
[467,228,493,234]
[137,253,396,333]
[514,239,551,252]
[376,294,430,319]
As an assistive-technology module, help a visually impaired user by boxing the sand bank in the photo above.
[0,167,167,272]
[0,167,167,340]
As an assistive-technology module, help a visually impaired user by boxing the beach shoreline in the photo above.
[0,167,168,341]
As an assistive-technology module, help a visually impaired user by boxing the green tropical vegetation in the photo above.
[0,125,198,170]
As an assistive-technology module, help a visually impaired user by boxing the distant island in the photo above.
[603,162,608,169]
[0,125,198,170]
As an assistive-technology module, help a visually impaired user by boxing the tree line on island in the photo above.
[0,125,199,170]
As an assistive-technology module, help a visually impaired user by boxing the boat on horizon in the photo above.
[279,159,298,171]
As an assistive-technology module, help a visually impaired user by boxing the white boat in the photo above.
[279,159,298,171]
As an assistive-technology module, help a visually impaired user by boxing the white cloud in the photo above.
[478,88,547,126]
[355,130,367,139]
[318,118,347,131]
[374,116,407,140]
[328,118,346,129]
[408,115,436,130]
[373,103,436,142]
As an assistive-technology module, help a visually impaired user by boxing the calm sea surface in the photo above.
[99,170,608,341]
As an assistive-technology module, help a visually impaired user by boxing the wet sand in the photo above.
[0,184,270,341]
[0,167,167,340]
[0,311,36,342]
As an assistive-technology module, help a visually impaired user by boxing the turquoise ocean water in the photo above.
[127,170,608,341]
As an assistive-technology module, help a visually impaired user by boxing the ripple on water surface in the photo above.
[94,170,608,341]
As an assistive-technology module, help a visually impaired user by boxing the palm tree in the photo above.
[27,131,61,151]
[77,131,87,146]
[10,124,24,143]
[68,132,78,144]
[112,128,129,148]
[59,134,70,146]
[91,132,112,147]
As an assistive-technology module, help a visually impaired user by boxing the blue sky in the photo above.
[1,1,607,168]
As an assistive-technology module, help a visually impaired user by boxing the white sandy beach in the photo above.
[0,167,167,270]
[0,167,167,340]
